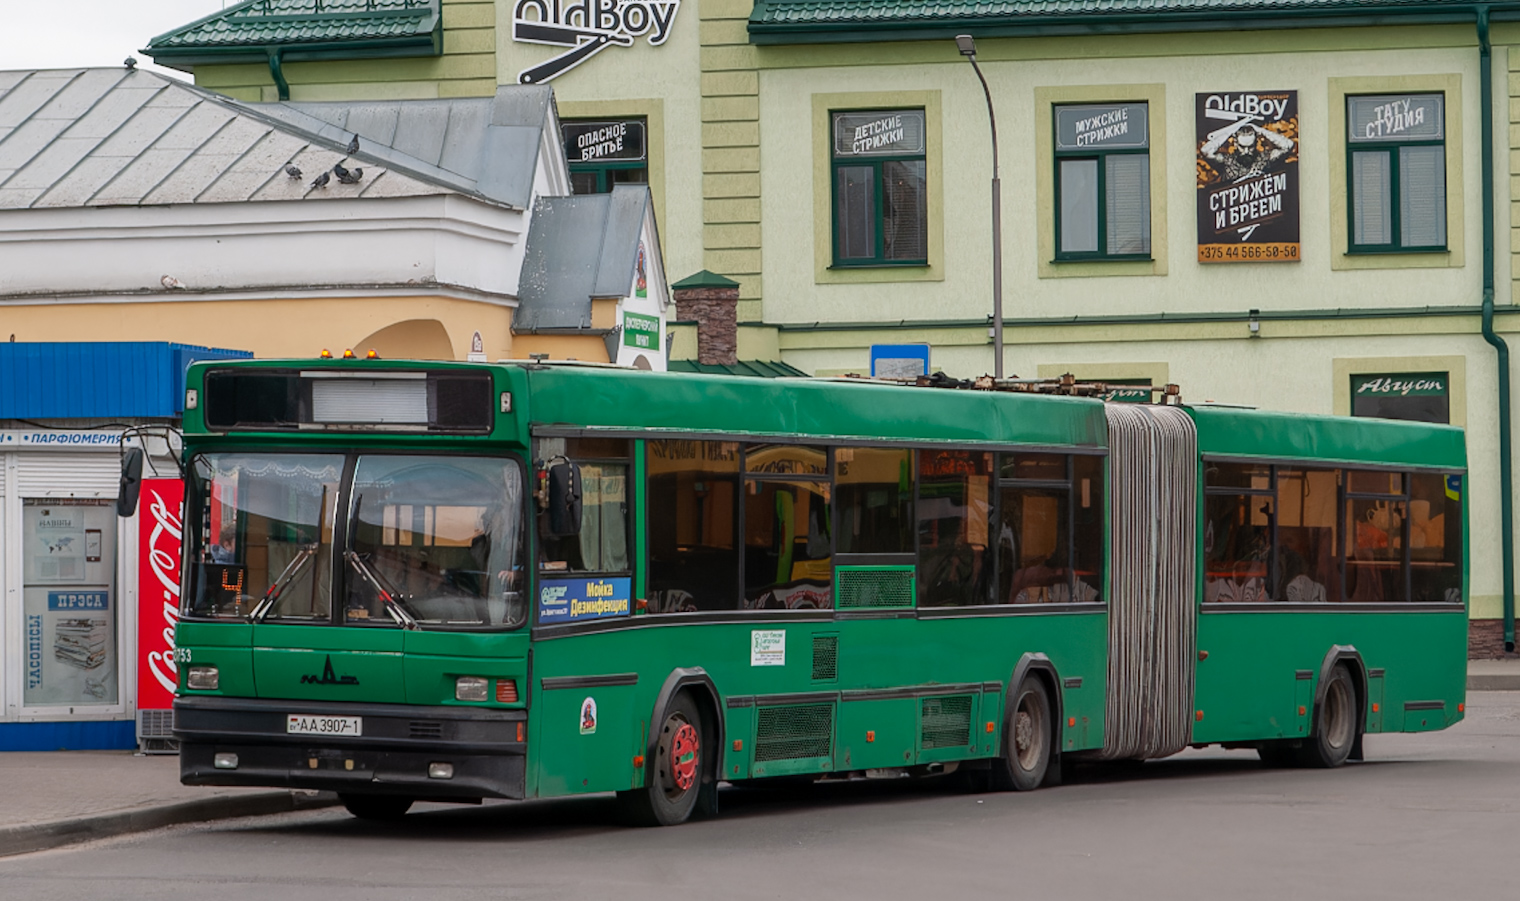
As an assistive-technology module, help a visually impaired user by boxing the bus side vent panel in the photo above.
[920,695,973,749]
[754,704,834,761]
[812,635,838,682]
[835,566,915,609]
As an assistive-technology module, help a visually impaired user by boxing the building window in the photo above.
[562,118,648,194]
[1350,372,1450,424]
[1346,94,1446,252]
[1053,102,1150,260]
[830,109,928,266]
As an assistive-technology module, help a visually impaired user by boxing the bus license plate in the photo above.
[286,714,362,737]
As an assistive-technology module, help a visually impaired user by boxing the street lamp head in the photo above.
[955,34,977,57]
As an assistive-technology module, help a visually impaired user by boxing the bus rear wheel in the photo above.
[340,794,413,821]
[994,675,1053,791]
[621,692,705,827]
[1300,665,1358,769]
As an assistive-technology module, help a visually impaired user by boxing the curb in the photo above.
[0,790,340,859]
[1469,675,1520,692]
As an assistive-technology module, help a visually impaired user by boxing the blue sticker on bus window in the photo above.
[47,591,109,611]
[538,577,632,624]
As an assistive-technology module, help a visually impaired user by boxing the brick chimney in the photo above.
[671,269,740,366]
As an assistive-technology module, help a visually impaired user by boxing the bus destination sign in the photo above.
[538,577,632,624]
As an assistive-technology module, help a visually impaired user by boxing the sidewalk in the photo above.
[0,751,335,858]
[1468,657,1520,691]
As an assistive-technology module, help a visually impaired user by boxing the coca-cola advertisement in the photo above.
[137,479,184,711]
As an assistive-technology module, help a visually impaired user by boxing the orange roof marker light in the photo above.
[366,349,380,359]
[342,349,355,359]
[319,349,332,358]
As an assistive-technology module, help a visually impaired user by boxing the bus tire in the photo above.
[1300,665,1358,769]
[620,691,706,827]
[339,794,413,821]
[994,675,1053,791]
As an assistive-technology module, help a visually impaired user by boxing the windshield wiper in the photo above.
[345,551,420,630]
[248,545,318,623]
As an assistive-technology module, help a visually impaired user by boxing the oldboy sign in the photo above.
[513,0,681,84]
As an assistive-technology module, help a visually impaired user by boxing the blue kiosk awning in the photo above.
[0,342,251,419]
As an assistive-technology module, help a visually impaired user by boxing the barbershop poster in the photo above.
[1196,90,1300,263]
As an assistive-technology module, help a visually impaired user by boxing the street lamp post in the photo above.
[955,34,1003,380]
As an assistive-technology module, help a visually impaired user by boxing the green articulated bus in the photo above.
[152,359,1468,826]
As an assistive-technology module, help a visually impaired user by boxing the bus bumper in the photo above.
[174,696,527,801]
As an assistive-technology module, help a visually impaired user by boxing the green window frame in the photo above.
[1346,93,1446,254]
[1053,102,1151,262]
[830,108,929,268]
[563,118,649,196]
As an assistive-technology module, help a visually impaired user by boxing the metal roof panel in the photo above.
[0,71,77,128]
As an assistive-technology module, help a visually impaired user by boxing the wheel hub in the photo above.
[669,722,700,792]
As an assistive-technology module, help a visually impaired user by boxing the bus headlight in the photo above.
[455,676,489,702]
[188,666,219,690]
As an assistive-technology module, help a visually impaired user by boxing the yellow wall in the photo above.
[4,294,514,361]
[193,0,497,102]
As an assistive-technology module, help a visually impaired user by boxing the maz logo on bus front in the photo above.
[301,655,359,686]
[512,0,680,84]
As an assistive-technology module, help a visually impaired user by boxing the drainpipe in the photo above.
[1477,6,1516,650]
[266,48,290,101]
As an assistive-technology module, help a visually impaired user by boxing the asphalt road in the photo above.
[8,693,1520,901]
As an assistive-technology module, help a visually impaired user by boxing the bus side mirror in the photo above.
[117,447,145,517]
[543,459,583,538]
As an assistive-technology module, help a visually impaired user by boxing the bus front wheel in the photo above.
[621,691,705,826]
[1300,664,1358,768]
[994,675,1053,791]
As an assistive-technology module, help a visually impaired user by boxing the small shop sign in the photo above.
[832,110,926,158]
[563,119,646,163]
[1196,91,1300,264]
[623,311,660,351]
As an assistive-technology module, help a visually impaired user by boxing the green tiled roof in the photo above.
[668,360,810,378]
[750,0,1505,41]
[146,0,441,63]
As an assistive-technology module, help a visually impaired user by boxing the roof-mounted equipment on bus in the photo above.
[837,372,1184,404]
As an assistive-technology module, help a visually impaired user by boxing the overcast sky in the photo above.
[1,1,232,78]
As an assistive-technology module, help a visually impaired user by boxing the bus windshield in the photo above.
[185,453,525,629]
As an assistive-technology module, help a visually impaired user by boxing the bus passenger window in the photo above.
[836,447,913,555]
[1345,469,1407,602]
[646,440,741,612]
[917,450,993,607]
[1275,468,1339,602]
[998,485,1070,603]
[536,438,630,575]
[1409,472,1462,602]
[743,445,831,609]
[1203,462,1273,602]
[1072,454,1105,603]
